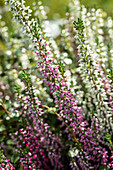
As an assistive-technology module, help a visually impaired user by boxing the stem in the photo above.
[41,104,83,152]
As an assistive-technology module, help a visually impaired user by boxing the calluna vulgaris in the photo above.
[0,0,113,169]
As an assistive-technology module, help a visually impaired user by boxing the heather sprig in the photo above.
[66,1,112,112]
[106,17,113,69]
[0,149,14,170]
[11,70,64,170]
[74,18,113,134]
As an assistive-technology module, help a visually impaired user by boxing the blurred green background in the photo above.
[0,0,113,50]
[0,0,113,19]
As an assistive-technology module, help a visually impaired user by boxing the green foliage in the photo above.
[0,149,5,162]
[18,70,31,86]
[105,133,113,149]
[6,139,14,145]
[108,69,113,82]
[47,107,57,114]
[73,18,85,33]
[81,0,113,17]
[11,153,20,164]
[99,165,109,170]
[58,61,65,76]
[0,99,3,105]
[0,124,6,132]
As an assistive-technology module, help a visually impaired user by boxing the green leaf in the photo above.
[18,71,24,79]
[0,109,5,116]
[11,154,20,164]
[58,61,65,75]
[0,136,5,142]
[105,133,112,145]
[23,146,29,154]
[105,133,111,141]
[0,124,6,132]
[25,146,29,151]
[7,139,14,145]
[47,107,56,114]
[99,165,108,170]
[73,18,85,32]
[0,99,3,105]
[94,77,98,81]
[108,69,113,81]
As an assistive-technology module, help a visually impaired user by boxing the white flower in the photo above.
[64,58,72,65]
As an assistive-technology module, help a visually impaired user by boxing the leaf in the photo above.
[6,139,14,145]
[0,136,5,142]
[0,99,3,105]
[99,165,108,170]
[47,107,56,114]
[105,133,112,145]
[11,154,20,164]
[73,18,85,32]
[0,109,5,116]
[105,133,111,141]
[58,61,65,75]
[0,124,6,132]
[18,71,24,79]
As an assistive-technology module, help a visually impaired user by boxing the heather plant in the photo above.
[0,0,113,169]
[10,71,64,170]
[60,0,113,134]
[0,149,14,170]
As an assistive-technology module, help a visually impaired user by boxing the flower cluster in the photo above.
[73,17,113,135]
[9,71,64,170]
[0,150,14,170]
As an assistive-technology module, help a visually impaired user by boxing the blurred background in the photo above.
[0,0,113,19]
[0,0,113,59]
[0,0,113,43]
